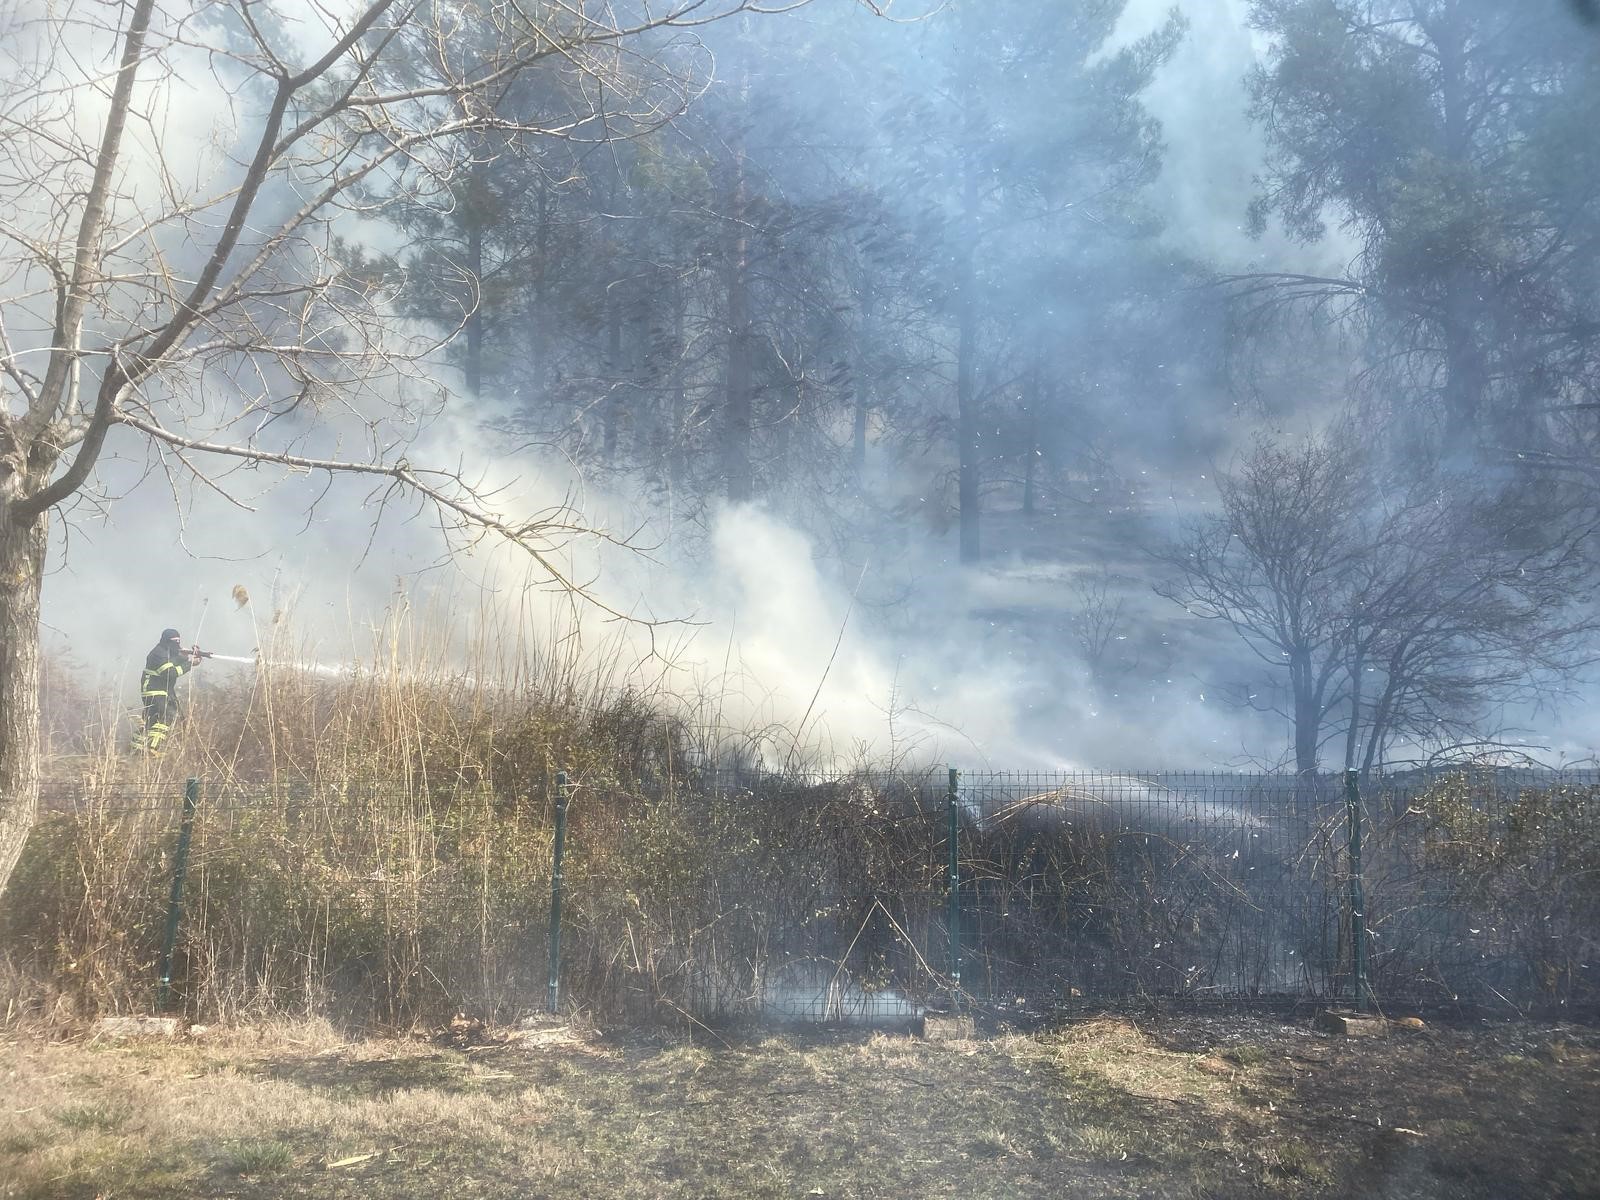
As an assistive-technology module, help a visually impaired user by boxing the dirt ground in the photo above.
[0,1012,1596,1199]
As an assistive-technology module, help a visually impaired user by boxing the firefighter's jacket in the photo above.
[141,642,190,699]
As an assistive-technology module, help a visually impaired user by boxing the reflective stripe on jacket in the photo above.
[141,643,189,698]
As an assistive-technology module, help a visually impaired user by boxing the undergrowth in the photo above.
[7,606,1598,1031]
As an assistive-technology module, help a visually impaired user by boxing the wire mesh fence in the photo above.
[7,767,1597,1027]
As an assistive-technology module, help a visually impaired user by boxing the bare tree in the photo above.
[0,0,837,894]
[1156,436,1367,776]
[1159,431,1597,777]
[1342,482,1598,776]
[1067,567,1130,682]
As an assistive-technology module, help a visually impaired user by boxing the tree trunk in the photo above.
[604,282,622,463]
[531,178,550,395]
[1434,8,1483,459]
[723,146,754,504]
[1022,431,1038,517]
[1362,648,1409,799]
[956,164,981,563]
[852,272,873,489]
[1022,350,1042,518]
[1440,272,1485,458]
[669,290,688,497]
[1293,698,1320,777]
[1290,651,1320,778]
[465,214,484,400]
[851,387,868,485]
[0,500,47,894]
[0,0,154,897]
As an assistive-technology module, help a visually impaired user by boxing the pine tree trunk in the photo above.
[532,178,550,394]
[956,165,981,564]
[852,388,869,485]
[669,293,688,496]
[723,149,753,503]
[465,218,484,399]
[0,499,46,894]
[852,272,873,489]
[604,284,623,463]
[1022,354,1042,518]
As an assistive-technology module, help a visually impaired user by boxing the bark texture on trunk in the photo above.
[722,149,753,504]
[1290,650,1321,778]
[604,282,623,463]
[531,179,550,394]
[1022,353,1042,518]
[851,272,874,489]
[955,222,980,562]
[0,501,46,893]
[465,217,484,399]
[851,388,868,484]
[1343,653,1364,772]
[954,141,984,565]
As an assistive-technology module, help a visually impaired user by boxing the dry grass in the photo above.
[1,1014,1596,1199]
[14,605,1600,1037]
[40,600,698,796]
[13,597,993,1035]
[12,601,827,1029]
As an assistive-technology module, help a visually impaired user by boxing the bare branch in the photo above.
[113,407,655,623]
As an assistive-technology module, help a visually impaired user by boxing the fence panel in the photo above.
[5,767,1595,1026]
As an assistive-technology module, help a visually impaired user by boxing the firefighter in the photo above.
[134,627,200,755]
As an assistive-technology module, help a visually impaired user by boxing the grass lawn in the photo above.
[1,1013,1596,1198]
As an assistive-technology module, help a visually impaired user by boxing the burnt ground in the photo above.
[0,1013,1596,1198]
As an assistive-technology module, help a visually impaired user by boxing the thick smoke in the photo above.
[30,0,1600,771]
[43,380,1278,770]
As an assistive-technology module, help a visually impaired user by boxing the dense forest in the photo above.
[360,0,1600,774]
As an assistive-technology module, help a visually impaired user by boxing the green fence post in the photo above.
[546,771,570,1014]
[947,767,961,998]
[156,778,199,1012]
[1344,769,1369,1012]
